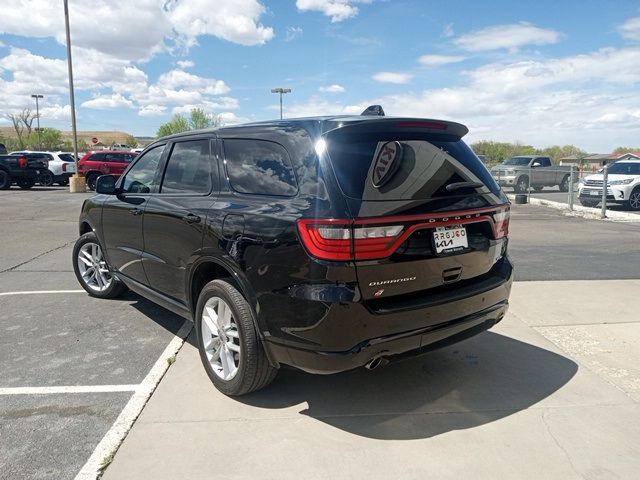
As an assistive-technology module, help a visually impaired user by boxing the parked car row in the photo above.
[0,149,140,190]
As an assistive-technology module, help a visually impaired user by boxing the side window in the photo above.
[91,153,107,162]
[160,140,213,194]
[223,139,297,196]
[121,145,164,194]
[538,157,551,167]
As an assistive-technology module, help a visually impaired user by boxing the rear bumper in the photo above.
[266,301,508,374]
[264,258,513,374]
[10,169,39,180]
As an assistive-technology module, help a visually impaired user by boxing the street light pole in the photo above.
[31,94,43,148]
[63,0,85,192]
[270,87,291,119]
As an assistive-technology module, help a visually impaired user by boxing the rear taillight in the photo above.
[493,207,510,239]
[297,220,405,261]
[18,156,28,168]
[298,205,509,262]
[62,163,67,172]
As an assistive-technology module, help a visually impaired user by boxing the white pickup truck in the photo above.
[490,156,574,193]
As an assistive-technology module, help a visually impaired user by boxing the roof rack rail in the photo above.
[360,105,385,116]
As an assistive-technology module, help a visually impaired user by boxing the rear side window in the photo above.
[223,139,297,196]
[325,132,499,200]
[89,153,107,161]
[161,140,213,194]
[106,153,136,163]
[59,154,75,162]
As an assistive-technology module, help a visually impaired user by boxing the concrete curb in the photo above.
[507,194,640,223]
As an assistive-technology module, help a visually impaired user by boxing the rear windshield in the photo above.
[325,132,499,200]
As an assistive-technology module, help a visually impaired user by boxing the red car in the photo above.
[78,150,139,190]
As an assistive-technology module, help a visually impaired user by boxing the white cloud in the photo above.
[82,94,134,110]
[138,105,167,117]
[454,22,562,52]
[177,60,195,69]
[619,17,640,42]
[442,23,454,38]
[156,69,230,95]
[218,112,250,125]
[281,97,353,118]
[166,0,274,47]
[319,84,346,93]
[296,0,371,23]
[418,54,466,66]
[285,26,303,42]
[0,0,274,63]
[372,71,413,84]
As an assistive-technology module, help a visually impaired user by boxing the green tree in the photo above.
[32,128,64,150]
[613,146,640,154]
[125,134,138,147]
[157,114,190,137]
[156,108,222,137]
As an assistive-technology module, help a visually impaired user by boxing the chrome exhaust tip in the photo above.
[365,356,389,370]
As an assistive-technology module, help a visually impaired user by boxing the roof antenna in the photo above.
[360,105,385,116]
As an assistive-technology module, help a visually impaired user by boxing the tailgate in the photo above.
[323,121,510,302]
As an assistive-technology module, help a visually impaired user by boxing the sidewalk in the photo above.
[102,280,640,480]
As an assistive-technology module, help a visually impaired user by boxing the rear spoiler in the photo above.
[325,117,469,138]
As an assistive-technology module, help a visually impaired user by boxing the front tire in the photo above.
[72,232,127,298]
[628,188,640,211]
[515,176,529,193]
[195,280,277,396]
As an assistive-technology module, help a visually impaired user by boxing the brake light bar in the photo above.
[395,121,447,130]
[297,205,510,262]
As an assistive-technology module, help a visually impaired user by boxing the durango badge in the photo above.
[372,141,402,188]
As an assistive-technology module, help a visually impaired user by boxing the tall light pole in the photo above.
[271,87,291,120]
[31,94,43,149]
[63,0,85,192]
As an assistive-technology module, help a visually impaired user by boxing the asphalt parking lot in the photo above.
[0,187,190,480]
[1,187,640,479]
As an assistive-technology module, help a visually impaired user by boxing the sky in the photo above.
[0,0,639,152]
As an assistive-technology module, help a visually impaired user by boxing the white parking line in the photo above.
[74,320,193,480]
[0,289,85,296]
[0,385,139,395]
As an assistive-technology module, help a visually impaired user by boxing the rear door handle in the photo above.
[130,208,143,216]
[182,213,201,224]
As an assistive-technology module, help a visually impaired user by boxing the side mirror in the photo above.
[96,175,117,194]
[531,162,541,168]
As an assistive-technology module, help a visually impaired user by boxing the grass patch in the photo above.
[167,354,176,366]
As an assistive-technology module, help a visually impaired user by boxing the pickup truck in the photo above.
[0,153,49,190]
[490,156,574,193]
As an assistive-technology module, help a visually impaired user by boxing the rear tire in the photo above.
[38,170,55,187]
[195,279,277,396]
[0,170,10,190]
[559,175,570,192]
[17,178,35,189]
[86,172,100,191]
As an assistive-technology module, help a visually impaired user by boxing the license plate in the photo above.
[433,225,468,254]
[590,190,600,196]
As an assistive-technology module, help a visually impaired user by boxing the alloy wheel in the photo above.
[201,296,241,380]
[630,190,640,211]
[77,242,112,292]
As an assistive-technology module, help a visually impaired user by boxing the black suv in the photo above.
[73,109,513,396]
